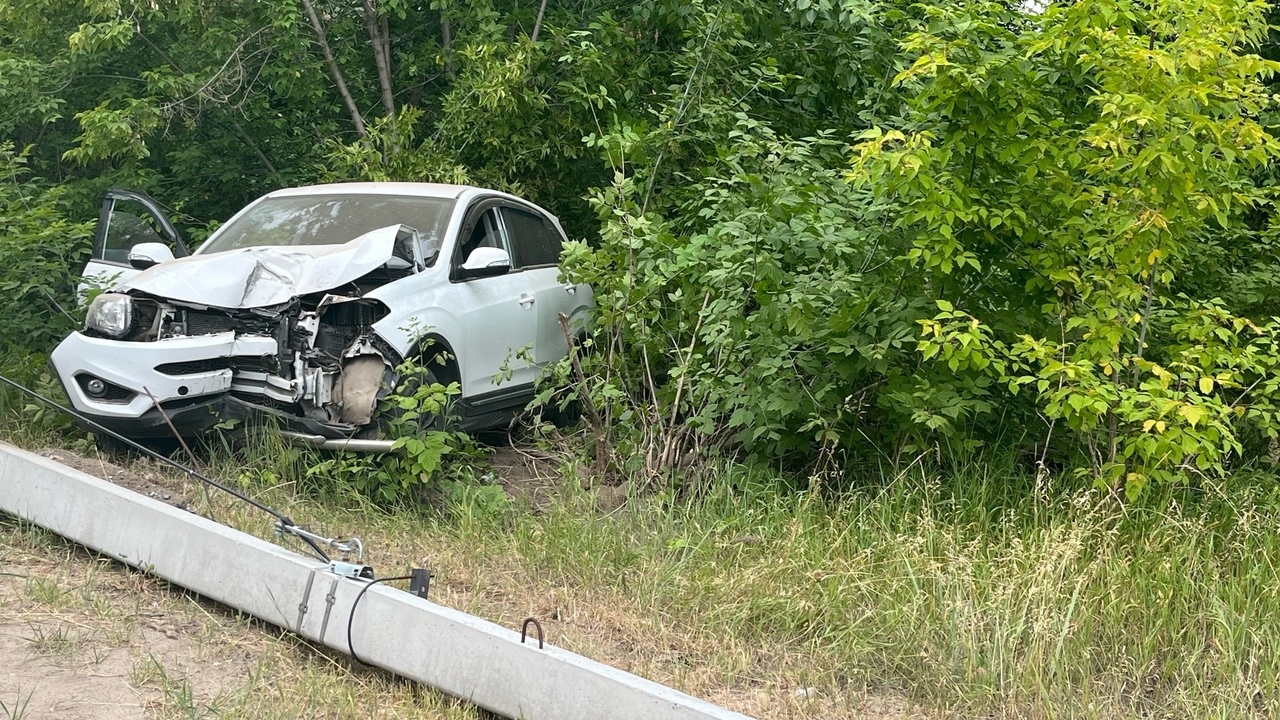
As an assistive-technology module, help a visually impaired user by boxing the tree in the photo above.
[856,0,1280,493]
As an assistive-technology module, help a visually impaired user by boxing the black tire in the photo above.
[542,333,589,429]
[542,388,582,429]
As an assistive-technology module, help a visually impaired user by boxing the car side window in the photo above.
[102,207,165,264]
[502,207,562,268]
[455,208,508,267]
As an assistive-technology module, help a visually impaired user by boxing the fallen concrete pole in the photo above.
[0,443,754,720]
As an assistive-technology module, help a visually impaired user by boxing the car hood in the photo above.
[119,225,401,309]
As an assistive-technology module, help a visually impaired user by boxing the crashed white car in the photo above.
[52,183,592,447]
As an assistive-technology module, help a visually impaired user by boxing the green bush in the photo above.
[565,122,922,473]
[0,143,93,354]
[855,0,1280,494]
[562,0,1280,495]
[305,357,482,504]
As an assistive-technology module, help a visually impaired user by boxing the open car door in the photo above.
[78,190,189,298]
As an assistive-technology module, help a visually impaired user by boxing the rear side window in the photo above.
[502,207,563,268]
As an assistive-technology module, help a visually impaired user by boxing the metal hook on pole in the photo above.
[520,617,544,649]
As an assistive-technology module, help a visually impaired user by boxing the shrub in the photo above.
[0,143,93,354]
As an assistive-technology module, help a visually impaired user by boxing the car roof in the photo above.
[266,182,476,200]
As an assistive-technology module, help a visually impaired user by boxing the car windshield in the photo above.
[199,194,455,259]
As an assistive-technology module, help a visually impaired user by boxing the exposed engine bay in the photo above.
[102,291,398,428]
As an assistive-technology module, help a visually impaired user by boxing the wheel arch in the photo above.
[408,333,461,388]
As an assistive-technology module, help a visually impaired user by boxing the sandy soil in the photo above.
[0,530,252,719]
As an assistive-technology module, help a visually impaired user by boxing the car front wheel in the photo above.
[372,367,449,438]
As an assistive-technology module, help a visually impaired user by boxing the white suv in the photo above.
[52,183,593,446]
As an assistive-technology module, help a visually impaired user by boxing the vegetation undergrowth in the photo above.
[2,389,1275,718]
[230,441,1280,720]
[302,355,490,504]
[471,461,1280,718]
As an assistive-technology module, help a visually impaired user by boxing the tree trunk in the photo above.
[362,0,396,120]
[441,14,456,80]
[530,0,549,43]
[299,0,367,137]
[380,14,391,74]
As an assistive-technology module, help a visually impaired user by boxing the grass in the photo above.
[461,465,1280,718]
[0,688,33,720]
[180,430,1280,718]
[2,386,1279,718]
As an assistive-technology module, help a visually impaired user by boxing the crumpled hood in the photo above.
[119,225,401,309]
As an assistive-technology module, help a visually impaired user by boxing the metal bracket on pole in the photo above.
[409,567,431,599]
[319,575,343,640]
[296,568,318,632]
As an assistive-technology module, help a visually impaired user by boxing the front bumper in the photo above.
[78,394,349,440]
[82,394,235,438]
[50,331,279,438]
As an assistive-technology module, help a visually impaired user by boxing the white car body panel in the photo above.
[447,269,540,396]
[78,260,134,299]
[52,332,277,418]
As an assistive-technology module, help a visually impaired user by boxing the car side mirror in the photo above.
[128,242,176,270]
[458,247,511,279]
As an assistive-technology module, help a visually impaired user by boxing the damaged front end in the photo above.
[54,291,399,440]
[52,225,422,440]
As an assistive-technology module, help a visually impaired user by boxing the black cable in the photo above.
[346,574,413,665]
[0,372,331,563]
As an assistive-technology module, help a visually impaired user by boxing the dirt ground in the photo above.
[0,530,253,719]
[0,446,929,720]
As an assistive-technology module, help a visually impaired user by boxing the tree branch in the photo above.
[362,0,396,120]
[531,0,549,43]
[441,14,456,80]
[299,0,367,137]
[230,118,280,179]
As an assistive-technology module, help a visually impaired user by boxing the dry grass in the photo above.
[3,437,927,720]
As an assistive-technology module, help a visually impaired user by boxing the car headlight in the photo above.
[85,293,134,338]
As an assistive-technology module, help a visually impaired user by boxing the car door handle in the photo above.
[563,284,576,295]
[519,294,535,307]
